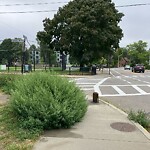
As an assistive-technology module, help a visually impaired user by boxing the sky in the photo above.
[0,0,150,48]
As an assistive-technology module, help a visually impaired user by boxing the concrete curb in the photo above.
[100,99,150,140]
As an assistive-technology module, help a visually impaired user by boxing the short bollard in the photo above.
[93,92,99,103]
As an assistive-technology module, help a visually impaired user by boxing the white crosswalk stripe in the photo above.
[112,85,126,95]
[99,85,150,97]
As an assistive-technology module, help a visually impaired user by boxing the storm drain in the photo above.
[110,122,136,132]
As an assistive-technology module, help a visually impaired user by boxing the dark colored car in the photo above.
[132,64,145,73]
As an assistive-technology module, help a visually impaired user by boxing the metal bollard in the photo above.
[93,92,99,103]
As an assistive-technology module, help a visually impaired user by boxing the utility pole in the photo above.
[118,54,122,68]
[34,49,36,71]
[108,54,111,75]
[21,35,27,74]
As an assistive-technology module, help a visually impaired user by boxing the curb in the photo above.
[100,99,150,140]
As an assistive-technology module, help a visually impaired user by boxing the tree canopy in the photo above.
[126,40,149,66]
[0,38,22,65]
[37,0,124,66]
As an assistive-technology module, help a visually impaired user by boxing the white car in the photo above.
[124,65,130,70]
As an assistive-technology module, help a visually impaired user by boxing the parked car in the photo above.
[124,65,130,70]
[132,64,145,73]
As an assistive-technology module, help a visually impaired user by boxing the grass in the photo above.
[0,66,92,75]
[0,67,21,72]
[128,110,150,131]
[0,105,40,150]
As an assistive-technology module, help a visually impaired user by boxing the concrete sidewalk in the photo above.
[33,98,150,150]
[33,70,150,150]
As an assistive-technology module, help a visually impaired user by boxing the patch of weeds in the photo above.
[128,110,150,129]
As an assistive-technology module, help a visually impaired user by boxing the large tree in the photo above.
[37,0,124,67]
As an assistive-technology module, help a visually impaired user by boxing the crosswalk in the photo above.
[72,77,150,97]
[98,84,150,97]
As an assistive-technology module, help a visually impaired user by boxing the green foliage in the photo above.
[0,38,22,65]
[8,72,87,131]
[37,0,124,66]
[0,74,20,94]
[128,110,150,129]
[127,40,149,66]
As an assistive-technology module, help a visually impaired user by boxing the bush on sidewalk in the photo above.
[8,72,87,130]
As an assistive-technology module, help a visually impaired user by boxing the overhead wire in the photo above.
[0,3,150,14]
[0,10,57,14]
[0,1,69,7]
[116,3,150,8]
[0,2,150,44]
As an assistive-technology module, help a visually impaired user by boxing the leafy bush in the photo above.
[128,110,150,128]
[8,72,87,130]
[0,74,20,94]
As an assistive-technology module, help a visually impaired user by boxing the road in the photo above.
[71,68,150,114]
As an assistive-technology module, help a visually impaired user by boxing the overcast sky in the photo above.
[0,0,150,48]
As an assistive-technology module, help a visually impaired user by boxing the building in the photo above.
[30,50,40,64]
[55,51,70,66]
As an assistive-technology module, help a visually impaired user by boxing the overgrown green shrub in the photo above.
[8,72,87,130]
[128,110,150,128]
[0,74,20,94]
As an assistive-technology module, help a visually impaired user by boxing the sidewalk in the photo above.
[33,71,150,150]
[33,100,150,150]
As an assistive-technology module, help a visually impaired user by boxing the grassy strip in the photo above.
[0,67,91,75]
[128,110,150,131]
[0,105,40,150]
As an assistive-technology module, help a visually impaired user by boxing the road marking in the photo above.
[78,85,94,87]
[76,83,95,85]
[94,77,110,95]
[99,93,150,97]
[98,85,150,97]
[131,85,147,94]
[112,85,126,95]
[143,81,150,84]
[99,84,150,86]
[81,88,93,91]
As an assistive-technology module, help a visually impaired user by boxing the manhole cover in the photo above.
[110,122,136,132]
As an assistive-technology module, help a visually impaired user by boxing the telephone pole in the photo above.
[21,35,27,74]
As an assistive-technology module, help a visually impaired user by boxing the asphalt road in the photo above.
[71,68,150,114]
[102,68,150,114]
